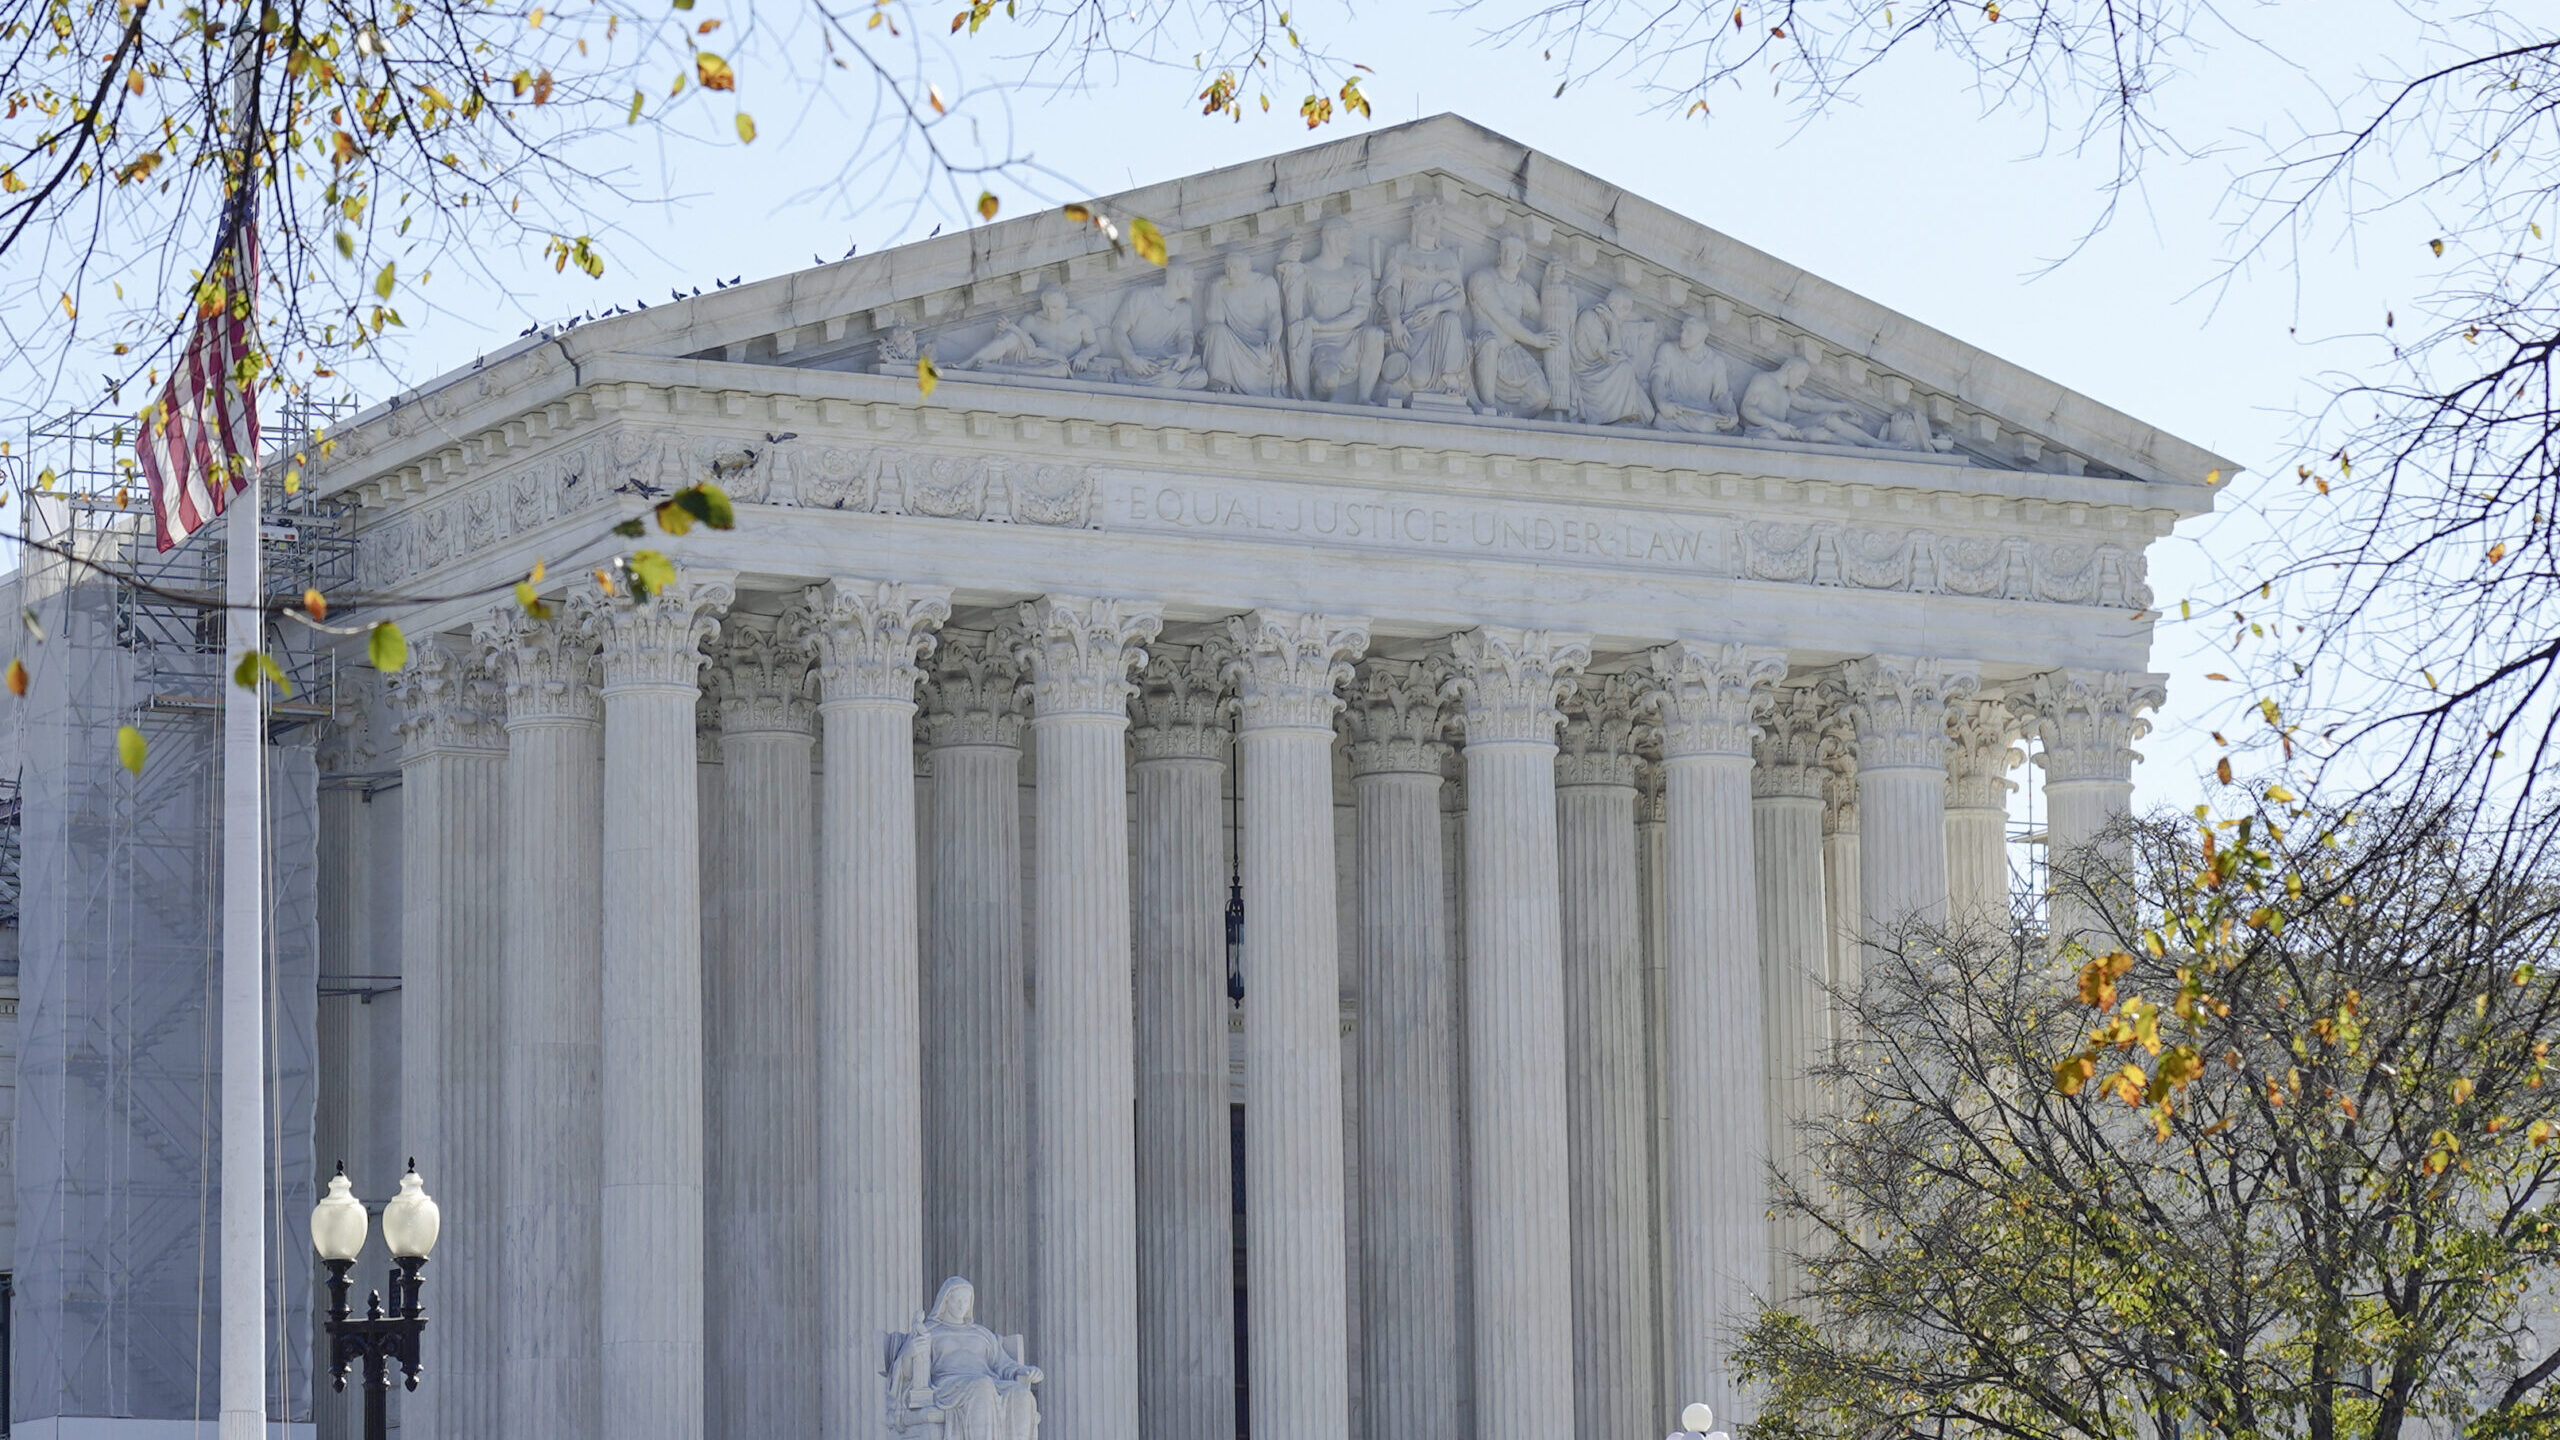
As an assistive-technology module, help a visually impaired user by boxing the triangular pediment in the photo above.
[483,114,2223,491]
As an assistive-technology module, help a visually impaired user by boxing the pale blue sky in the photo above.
[304,1,2457,815]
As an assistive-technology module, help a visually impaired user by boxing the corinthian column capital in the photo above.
[802,579,954,706]
[1837,655,1980,771]
[476,604,601,726]
[1643,641,1787,759]
[1221,610,1371,733]
[1343,658,1453,777]
[922,629,1028,746]
[393,635,507,759]
[1557,674,1646,788]
[1015,595,1164,717]
[592,574,736,694]
[714,613,818,736]
[1131,642,1230,762]
[1446,626,1592,745]
[1944,695,2022,811]
[2010,669,2167,784]
[1750,686,1827,801]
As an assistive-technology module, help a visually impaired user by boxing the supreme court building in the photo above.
[4,115,2221,1440]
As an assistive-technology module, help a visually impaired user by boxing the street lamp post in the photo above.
[310,1160,441,1440]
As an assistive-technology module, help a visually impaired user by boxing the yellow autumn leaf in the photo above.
[1062,202,1092,223]
[1129,216,1168,266]
[117,725,146,775]
[2265,784,2296,803]
[5,658,25,697]
[735,111,756,142]
[928,83,948,114]
[977,190,999,221]
[697,52,735,91]
[2489,542,2508,563]
[302,588,327,621]
[918,352,940,400]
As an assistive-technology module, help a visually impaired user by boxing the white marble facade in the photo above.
[306,116,2216,1440]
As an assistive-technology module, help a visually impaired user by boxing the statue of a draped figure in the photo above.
[884,1277,1044,1440]
[1381,201,1473,404]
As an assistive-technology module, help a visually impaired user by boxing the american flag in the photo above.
[140,221,261,553]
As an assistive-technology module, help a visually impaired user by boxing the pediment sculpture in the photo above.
[929,199,1963,459]
[883,1276,1043,1440]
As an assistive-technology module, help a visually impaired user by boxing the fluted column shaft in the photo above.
[1751,690,1829,1305]
[1450,626,1589,1440]
[806,580,953,1440]
[594,577,733,1440]
[1131,645,1237,1440]
[1648,641,1786,1426]
[480,609,605,1440]
[1220,614,1370,1440]
[2017,670,2166,952]
[1818,742,1862,1049]
[1346,661,1460,1440]
[391,642,506,1440]
[708,620,819,1440]
[1555,674,1655,1440]
[1841,657,1978,943]
[1945,698,2018,933]
[921,631,1033,1332]
[1021,595,1163,1440]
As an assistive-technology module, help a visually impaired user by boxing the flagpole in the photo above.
[217,23,268,1438]
[218,401,267,1440]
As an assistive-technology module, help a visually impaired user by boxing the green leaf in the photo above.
[374,262,397,299]
[368,621,409,673]
[654,498,694,535]
[671,482,736,531]
[627,550,677,598]
[611,517,646,538]
[1128,215,1168,266]
[117,724,146,775]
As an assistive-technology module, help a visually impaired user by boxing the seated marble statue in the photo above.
[1573,289,1657,427]
[1202,249,1287,397]
[1467,235,1560,417]
[1648,313,1738,434]
[1381,201,1474,402]
[1738,356,1883,446]
[1108,265,1209,390]
[885,1277,1043,1440]
[1284,218,1387,404]
[963,287,1102,379]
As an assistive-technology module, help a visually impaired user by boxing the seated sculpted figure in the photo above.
[1381,201,1473,403]
[1648,312,1738,434]
[963,287,1102,379]
[1573,288,1657,426]
[1739,356,1884,446]
[1284,218,1387,404]
[884,1276,1043,1440]
[1881,402,1956,452]
[1108,265,1209,390]
[1467,235,1560,417]
[1202,249,1287,397]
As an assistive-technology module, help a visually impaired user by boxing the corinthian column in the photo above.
[477,606,605,1440]
[919,629,1033,1332]
[1447,625,1590,1440]
[1129,643,1235,1440]
[2013,670,2165,951]
[390,639,506,1440]
[707,616,819,1440]
[1840,657,1978,944]
[1750,687,1827,1301]
[1018,595,1164,1440]
[803,579,954,1440]
[1817,726,1862,1031]
[1555,675,1656,1440]
[1343,660,1460,1440]
[1944,697,2020,934]
[1645,641,1786,1426]
[592,574,733,1440]
[1221,611,1371,1440]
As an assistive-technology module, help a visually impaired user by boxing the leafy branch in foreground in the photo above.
[1744,792,2560,1440]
